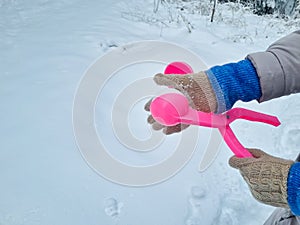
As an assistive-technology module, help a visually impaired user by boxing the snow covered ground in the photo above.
[1,0,300,224]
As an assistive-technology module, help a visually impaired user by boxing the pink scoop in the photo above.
[164,62,193,74]
[150,62,281,158]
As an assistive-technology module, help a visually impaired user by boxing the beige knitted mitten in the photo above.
[145,72,217,135]
[229,149,294,208]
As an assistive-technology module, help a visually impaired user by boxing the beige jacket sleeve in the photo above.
[247,30,300,102]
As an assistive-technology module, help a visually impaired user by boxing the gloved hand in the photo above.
[229,149,294,208]
[144,72,218,135]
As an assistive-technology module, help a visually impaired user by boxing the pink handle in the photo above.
[226,108,281,127]
[180,109,227,128]
[218,126,253,158]
[221,108,280,158]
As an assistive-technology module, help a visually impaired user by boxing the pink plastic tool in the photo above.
[150,62,281,158]
[164,62,193,74]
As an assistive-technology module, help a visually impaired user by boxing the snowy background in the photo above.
[1,0,300,224]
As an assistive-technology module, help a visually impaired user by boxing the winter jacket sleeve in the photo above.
[247,30,300,102]
[287,162,300,215]
[206,59,261,113]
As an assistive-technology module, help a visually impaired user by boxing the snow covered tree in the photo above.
[219,0,299,16]
[275,0,297,16]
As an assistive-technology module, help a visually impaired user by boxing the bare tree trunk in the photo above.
[211,0,217,22]
[153,0,160,13]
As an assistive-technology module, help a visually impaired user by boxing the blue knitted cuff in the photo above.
[287,163,300,215]
[206,59,262,113]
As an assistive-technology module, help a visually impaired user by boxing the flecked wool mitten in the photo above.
[229,149,294,208]
[144,72,218,135]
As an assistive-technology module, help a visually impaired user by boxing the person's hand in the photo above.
[144,72,217,135]
[229,149,294,208]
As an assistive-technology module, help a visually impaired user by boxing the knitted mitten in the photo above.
[229,149,294,208]
[144,72,217,135]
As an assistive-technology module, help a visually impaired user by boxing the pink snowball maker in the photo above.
[150,62,281,158]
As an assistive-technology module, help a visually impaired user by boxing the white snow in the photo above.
[1,0,300,225]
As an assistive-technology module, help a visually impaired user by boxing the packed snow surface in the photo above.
[1,0,300,224]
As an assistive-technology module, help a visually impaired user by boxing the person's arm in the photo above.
[148,30,300,214]
[229,149,300,216]
[147,30,300,133]
[229,149,294,209]
[287,162,300,215]
[247,30,300,102]
[205,29,300,112]
[227,30,300,215]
